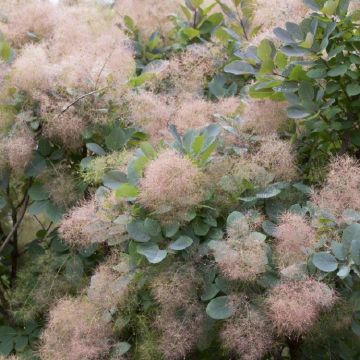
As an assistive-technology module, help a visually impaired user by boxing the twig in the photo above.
[56,86,109,118]
[0,194,30,254]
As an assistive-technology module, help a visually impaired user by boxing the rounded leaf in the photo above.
[206,296,234,320]
[169,235,193,251]
[312,252,338,272]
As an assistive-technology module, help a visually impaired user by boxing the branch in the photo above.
[0,194,30,254]
[56,86,109,118]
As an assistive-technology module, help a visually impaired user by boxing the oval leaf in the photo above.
[312,252,338,272]
[169,235,193,251]
[206,296,234,320]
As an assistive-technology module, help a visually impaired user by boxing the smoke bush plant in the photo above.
[2,0,360,359]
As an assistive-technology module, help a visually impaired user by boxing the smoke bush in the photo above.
[40,297,112,360]
[139,150,205,223]
[266,279,337,336]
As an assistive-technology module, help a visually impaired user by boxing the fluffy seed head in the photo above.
[11,44,56,95]
[151,267,204,360]
[221,309,273,360]
[241,99,288,135]
[275,212,316,268]
[6,128,35,174]
[45,173,79,210]
[266,279,337,336]
[253,136,297,181]
[58,200,98,247]
[253,0,308,31]
[311,156,360,219]
[88,264,131,310]
[139,150,205,223]
[43,111,87,151]
[40,297,112,360]
[212,232,268,282]
[149,45,216,97]
[1,1,58,46]
[128,91,173,142]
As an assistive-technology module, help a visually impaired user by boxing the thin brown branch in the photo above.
[0,194,30,254]
[56,86,109,118]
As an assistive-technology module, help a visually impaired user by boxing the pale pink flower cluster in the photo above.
[129,91,239,142]
[88,264,131,310]
[149,45,218,97]
[128,92,174,143]
[266,279,337,336]
[275,212,317,268]
[42,111,87,151]
[115,0,181,36]
[312,156,360,219]
[0,1,59,46]
[139,150,205,223]
[44,173,79,210]
[241,99,288,135]
[4,1,135,96]
[254,0,309,31]
[40,298,112,360]
[5,128,35,174]
[151,267,204,360]
[253,136,298,181]
[58,200,98,247]
[213,232,268,282]
[221,308,273,360]
[11,44,56,95]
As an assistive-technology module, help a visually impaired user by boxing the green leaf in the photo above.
[86,143,106,156]
[299,81,314,102]
[226,211,245,227]
[115,183,139,201]
[14,336,28,352]
[322,0,339,16]
[307,68,327,79]
[127,220,151,243]
[193,219,210,236]
[206,296,234,320]
[201,283,220,301]
[257,39,274,61]
[181,27,200,39]
[140,142,156,159]
[224,61,256,75]
[312,252,338,272]
[262,220,276,236]
[28,183,48,201]
[293,182,312,194]
[103,171,127,190]
[65,255,84,283]
[28,200,49,216]
[0,338,13,356]
[287,105,311,119]
[137,243,167,264]
[346,83,360,97]
[327,65,347,77]
[351,239,360,265]
[164,222,180,237]
[274,51,288,70]
[144,218,161,236]
[105,127,126,151]
[337,265,350,279]
[342,223,360,252]
[331,241,346,260]
[111,342,131,358]
[46,202,63,223]
[256,186,282,199]
[192,135,205,154]
[169,235,193,251]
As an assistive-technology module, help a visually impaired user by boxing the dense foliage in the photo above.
[1,0,360,359]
